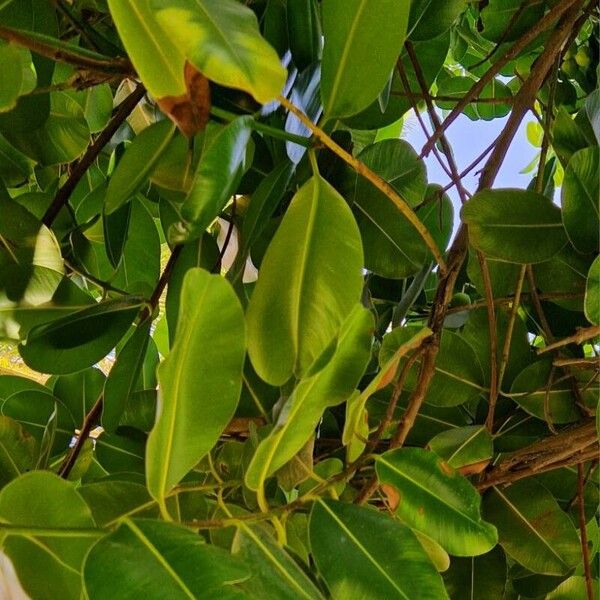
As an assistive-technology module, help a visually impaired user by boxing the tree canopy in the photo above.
[0,0,598,598]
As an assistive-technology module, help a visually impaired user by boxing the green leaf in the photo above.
[510,360,597,424]
[321,0,411,118]
[376,448,498,556]
[146,268,245,510]
[232,523,325,599]
[310,499,448,599]
[561,146,599,254]
[443,545,507,600]
[53,366,106,423]
[84,519,249,599]
[151,0,287,104]
[105,119,176,215]
[428,425,493,470]
[79,480,158,527]
[245,305,373,491]
[108,0,187,100]
[246,174,364,385]
[172,117,252,243]
[5,92,90,166]
[287,0,321,71]
[462,188,568,264]
[103,321,152,432]
[0,472,98,600]
[585,255,600,325]
[0,42,30,113]
[380,326,484,407]
[408,0,465,40]
[482,480,581,576]
[0,274,95,341]
[0,416,37,488]
[546,577,595,599]
[18,297,143,375]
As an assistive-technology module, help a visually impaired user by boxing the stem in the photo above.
[42,83,146,227]
[277,94,448,274]
[578,462,595,600]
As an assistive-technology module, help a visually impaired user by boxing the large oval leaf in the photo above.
[482,480,581,576]
[585,255,600,325]
[232,523,325,599]
[321,0,411,118]
[84,519,249,598]
[18,297,143,375]
[245,305,372,491]
[309,499,448,600]
[151,0,287,104]
[561,146,599,254]
[172,117,252,243]
[428,425,493,470]
[105,119,176,215]
[376,448,498,556]
[0,472,98,600]
[146,268,245,510]
[108,0,186,99]
[462,189,568,264]
[246,174,364,385]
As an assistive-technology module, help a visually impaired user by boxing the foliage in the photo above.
[0,0,598,598]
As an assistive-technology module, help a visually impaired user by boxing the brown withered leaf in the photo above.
[157,61,211,137]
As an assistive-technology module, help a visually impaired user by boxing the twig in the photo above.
[277,94,448,274]
[538,326,600,355]
[42,82,146,227]
[577,463,595,600]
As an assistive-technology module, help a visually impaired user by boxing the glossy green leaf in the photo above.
[172,117,252,243]
[0,42,30,113]
[546,576,595,599]
[428,426,493,470]
[287,0,321,71]
[0,133,32,186]
[105,119,176,214]
[165,235,220,344]
[310,499,448,600]
[232,523,325,599]
[246,174,364,385]
[0,472,98,600]
[53,366,105,423]
[0,275,96,341]
[151,0,287,104]
[408,0,465,40]
[108,0,187,99]
[321,0,411,118]
[482,479,581,576]
[103,321,152,432]
[510,360,598,424]
[0,416,37,487]
[376,448,498,556]
[18,297,143,375]
[585,255,600,325]
[561,146,599,254]
[480,0,545,42]
[5,92,90,166]
[79,480,157,527]
[146,269,245,509]
[462,188,568,264]
[245,305,373,490]
[84,519,249,598]
[443,545,507,600]
[380,326,484,407]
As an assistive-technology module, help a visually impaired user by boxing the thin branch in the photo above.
[277,94,448,274]
[42,82,146,227]
[577,462,595,600]
[538,326,600,355]
[0,25,131,74]
[390,90,517,104]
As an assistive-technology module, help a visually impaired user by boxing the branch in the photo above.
[477,420,598,490]
[277,94,448,274]
[42,82,146,227]
[578,463,596,600]
[537,326,600,355]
